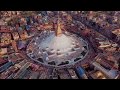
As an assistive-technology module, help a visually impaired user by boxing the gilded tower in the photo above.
[55,18,62,36]
[55,11,62,36]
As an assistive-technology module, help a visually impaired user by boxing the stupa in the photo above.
[27,12,89,67]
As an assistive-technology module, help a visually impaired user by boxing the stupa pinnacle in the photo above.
[55,19,62,36]
[55,12,62,36]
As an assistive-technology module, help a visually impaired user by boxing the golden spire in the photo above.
[55,11,62,36]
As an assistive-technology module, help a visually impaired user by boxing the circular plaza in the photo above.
[26,30,89,67]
